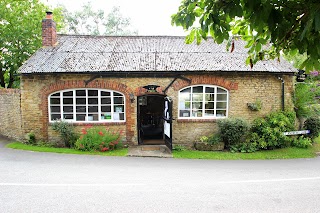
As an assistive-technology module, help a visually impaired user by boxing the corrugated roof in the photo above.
[18,35,296,74]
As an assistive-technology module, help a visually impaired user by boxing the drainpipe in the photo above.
[278,77,285,111]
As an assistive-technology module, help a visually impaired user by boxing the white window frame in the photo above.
[178,85,229,119]
[48,88,126,123]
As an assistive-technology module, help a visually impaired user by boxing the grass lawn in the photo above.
[6,142,128,156]
[5,138,320,160]
[173,138,320,160]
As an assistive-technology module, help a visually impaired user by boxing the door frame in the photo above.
[137,94,166,145]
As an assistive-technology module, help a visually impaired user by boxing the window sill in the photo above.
[49,121,126,126]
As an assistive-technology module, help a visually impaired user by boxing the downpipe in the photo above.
[278,77,285,111]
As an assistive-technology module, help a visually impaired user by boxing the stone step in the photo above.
[127,145,173,158]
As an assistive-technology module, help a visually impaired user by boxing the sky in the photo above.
[43,0,187,36]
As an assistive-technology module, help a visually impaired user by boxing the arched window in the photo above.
[49,89,125,122]
[178,85,228,119]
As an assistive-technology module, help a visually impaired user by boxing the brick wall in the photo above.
[0,89,23,140]
[20,73,294,146]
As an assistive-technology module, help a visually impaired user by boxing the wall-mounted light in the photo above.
[129,93,135,103]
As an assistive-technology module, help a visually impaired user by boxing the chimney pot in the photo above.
[45,11,53,19]
[42,12,57,46]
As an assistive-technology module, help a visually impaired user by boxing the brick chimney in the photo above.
[42,11,57,46]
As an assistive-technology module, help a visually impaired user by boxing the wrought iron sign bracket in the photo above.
[163,75,191,94]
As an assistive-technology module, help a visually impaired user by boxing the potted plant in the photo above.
[194,134,225,151]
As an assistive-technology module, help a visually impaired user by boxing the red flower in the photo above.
[101,147,109,152]
[98,131,104,136]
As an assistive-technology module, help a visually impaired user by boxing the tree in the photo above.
[0,0,64,88]
[61,2,138,36]
[171,0,320,72]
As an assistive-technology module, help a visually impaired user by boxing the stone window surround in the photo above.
[178,84,229,119]
[48,88,126,123]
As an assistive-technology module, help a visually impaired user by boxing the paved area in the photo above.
[127,145,173,158]
[1,135,320,212]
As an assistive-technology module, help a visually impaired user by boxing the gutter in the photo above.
[278,76,285,111]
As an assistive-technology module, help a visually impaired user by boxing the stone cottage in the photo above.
[1,12,296,149]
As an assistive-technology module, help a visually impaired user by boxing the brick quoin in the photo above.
[173,75,238,91]
[40,80,134,142]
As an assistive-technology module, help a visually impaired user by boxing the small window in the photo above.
[178,85,228,119]
[49,89,125,123]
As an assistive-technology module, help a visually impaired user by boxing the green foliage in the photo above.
[61,3,137,35]
[294,82,320,119]
[229,141,258,153]
[75,126,123,152]
[249,111,295,150]
[292,136,312,148]
[51,120,79,148]
[173,144,187,151]
[199,134,221,145]
[0,0,64,88]
[303,117,320,140]
[26,132,36,145]
[217,118,249,148]
[172,0,320,72]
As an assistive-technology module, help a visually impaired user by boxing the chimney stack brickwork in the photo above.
[42,12,57,47]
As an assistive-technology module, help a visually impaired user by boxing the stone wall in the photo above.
[20,72,294,146]
[0,89,23,140]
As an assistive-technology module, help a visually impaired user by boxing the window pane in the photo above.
[88,106,98,113]
[205,87,215,93]
[101,113,112,120]
[51,106,60,113]
[193,86,203,93]
[192,94,203,101]
[205,102,214,110]
[63,98,73,104]
[205,110,215,116]
[217,94,227,101]
[216,110,226,117]
[63,106,73,113]
[76,114,86,121]
[192,102,202,110]
[216,102,227,109]
[51,93,60,97]
[217,88,227,93]
[114,105,124,112]
[179,110,190,117]
[205,94,214,101]
[114,92,122,96]
[101,98,111,104]
[101,106,111,112]
[119,113,125,120]
[101,91,111,96]
[180,93,191,102]
[63,91,73,96]
[76,106,86,112]
[114,97,124,104]
[181,87,191,93]
[88,114,99,121]
[50,98,60,104]
[76,98,86,105]
[63,114,73,120]
[179,101,190,110]
[88,90,98,96]
[192,110,202,117]
[88,98,98,104]
[76,90,86,96]
[51,114,61,120]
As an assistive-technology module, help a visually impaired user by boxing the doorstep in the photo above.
[127,145,173,158]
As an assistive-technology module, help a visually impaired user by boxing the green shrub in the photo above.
[51,120,79,148]
[249,111,295,150]
[217,118,249,148]
[303,116,320,140]
[75,126,123,152]
[26,132,36,145]
[229,141,259,153]
[291,136,312,148]
[199,134,221,145]
[173,145,187,151]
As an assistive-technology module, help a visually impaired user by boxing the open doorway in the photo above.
[137,94,165,145]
